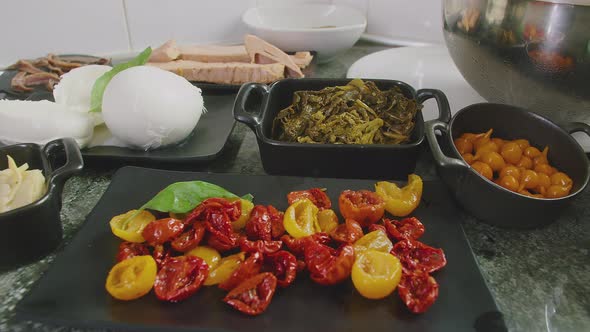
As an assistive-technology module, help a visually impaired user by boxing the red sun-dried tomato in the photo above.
[368,223,387,234]
[141,218,185,246]
[116,242,150,262]
[239,237,283,255]
[338,190,385,227]
[287,188,332,210]
[154,255,209,302]
[383,217,425,241]
[281,232,331,257]
[246,205,273,241]
[265,250,297,288]
[171,222,206,252]
[330,219,364,244]
[185,197,241,225]
[398,270,439,314]
[206,209,239,252]
[268,205,285,239]
[152,244,171,270]
[304,242,354,286]
[219,251,263,291]
[390,239,447,273]
[223,272,277,316]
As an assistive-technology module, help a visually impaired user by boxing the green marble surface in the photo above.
[1,40,589,332]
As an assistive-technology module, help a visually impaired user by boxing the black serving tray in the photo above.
[15,167,506,332]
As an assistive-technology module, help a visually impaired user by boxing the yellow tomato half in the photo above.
[353,230,393,257]
[351,250,402,300]
[317,209,339,234]
[105,255,157,301]
[109,210,156,243]
[375,174,423,217]
[186,246,221,270]
[204,252,246,286]
[283,199,320,239]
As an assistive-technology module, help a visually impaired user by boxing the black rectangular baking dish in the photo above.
[234,78,450,179]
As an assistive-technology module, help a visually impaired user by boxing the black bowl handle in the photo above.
[416,89,451,123]
[43,138,84,189]
[561,122,590,137]
[233,83,270,131]
[425,120,469,170]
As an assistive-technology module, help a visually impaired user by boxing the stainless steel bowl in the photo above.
[443,0,590,124]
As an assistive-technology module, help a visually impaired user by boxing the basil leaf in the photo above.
[89,47,152,113]
[142,181,252,213]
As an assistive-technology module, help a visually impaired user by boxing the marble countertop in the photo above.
[1,41,588,332]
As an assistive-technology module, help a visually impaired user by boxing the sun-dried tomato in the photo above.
[206,208,239,252]
[265,250,297,288]
[219,251,263,291]
[287,188,332,210]
[383,217,425,241]
[330,219,364,244]
[152,244,171,269]
[239,237,283,255]
[390,239,446,273]
[367,223,387,234]
[223,272,277,316]
[154,255,209,302]
[281,233,331,257]
[141,218,184,246]
[116,242,150,262]
[304,242,354,286]
[185,197,241,224]
[171,222,206,252]
[338,190,385,227]
[398,270,439,313]
[245,205,273,241]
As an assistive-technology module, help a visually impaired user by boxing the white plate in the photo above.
[347,46,590,152]
[347,45,485,122]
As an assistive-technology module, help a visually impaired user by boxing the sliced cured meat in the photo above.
[148,60,285,85]
[7,60,44,74]
[179,45,251,63]
[245,34,304,78]
[150,39,180,62]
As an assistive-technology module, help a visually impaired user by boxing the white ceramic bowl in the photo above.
[242,4,366,62]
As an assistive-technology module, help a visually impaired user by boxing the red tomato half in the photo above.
[287,188,332,210]
[154,256,209,302]
[223,272,277,316]
[390,239,447,273]
[398,270,439,313]
[338,190,385,227]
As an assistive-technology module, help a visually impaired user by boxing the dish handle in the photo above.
[43,138,84,191]
[560,122,590,137]
[233,83,270,131]
[416,89,451,123]
[425,120,468,171]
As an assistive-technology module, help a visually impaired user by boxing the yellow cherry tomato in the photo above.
[204,252,246,286]
[351,250,402,300]
[109,210,156,243]
[375,174,423,217]
[353,230,393,257]
[283,198,320,239]
[105,255,157,301]
[185,246,221,270]
[231,198,254,230]
[317,209,339,233]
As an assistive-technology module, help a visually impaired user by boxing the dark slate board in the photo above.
[15,167,506,332]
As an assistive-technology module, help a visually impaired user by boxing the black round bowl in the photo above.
[425,103,590,229]
[0,138,83,269]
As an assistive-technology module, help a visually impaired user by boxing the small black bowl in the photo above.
[0,138,83,269]
[234,78,450,179]
[425,103,590,229]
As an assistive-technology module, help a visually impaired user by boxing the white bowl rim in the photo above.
[242,4,367,33]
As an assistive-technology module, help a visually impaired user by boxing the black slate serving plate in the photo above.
[15,167,506,332]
